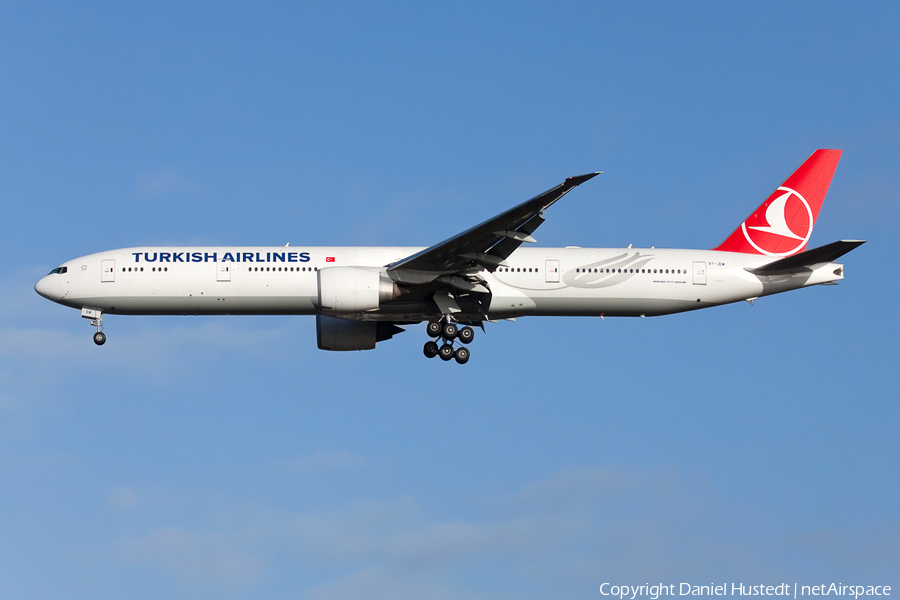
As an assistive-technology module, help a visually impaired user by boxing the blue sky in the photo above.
[1,2,898,598]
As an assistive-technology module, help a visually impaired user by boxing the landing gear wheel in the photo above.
[454,346,470,364]
[423,341,439,358]
[426,321,442,338]
[93,331,107,346]
[458,326,475,344]
[442,323,458,340]
[438,344,455,361]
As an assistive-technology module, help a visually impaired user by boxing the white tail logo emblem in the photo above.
[748,190,805,240]
[741,186,813,256]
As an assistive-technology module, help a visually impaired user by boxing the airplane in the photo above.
[35,149,863,364]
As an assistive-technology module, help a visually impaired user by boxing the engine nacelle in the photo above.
[316,315,404,351]
[317,266,400,314]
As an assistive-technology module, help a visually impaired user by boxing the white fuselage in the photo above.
[34,245,845,322]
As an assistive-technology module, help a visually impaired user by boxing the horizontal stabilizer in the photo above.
[747,240,865,275]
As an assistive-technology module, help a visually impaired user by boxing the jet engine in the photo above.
[317,266,401,314]
[316,315,404,351]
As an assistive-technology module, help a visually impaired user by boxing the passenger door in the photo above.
[692,261,707,285]
[217,263,232,282]
[101,259,116,282]
[545,259,560,283]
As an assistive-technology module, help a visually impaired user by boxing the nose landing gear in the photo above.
[82,308,106,346]
[423,318,475,364]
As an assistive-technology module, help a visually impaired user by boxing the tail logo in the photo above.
[741,186,813,256]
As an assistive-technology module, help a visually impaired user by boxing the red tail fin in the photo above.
[715,149,842,256]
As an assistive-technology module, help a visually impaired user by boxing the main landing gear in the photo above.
[82,308,106,346]
[423,318,474,364]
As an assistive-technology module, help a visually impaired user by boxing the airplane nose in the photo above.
[35,275,57,300]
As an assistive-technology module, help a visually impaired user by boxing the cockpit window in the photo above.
[48,266,68,275]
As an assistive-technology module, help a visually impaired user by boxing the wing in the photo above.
[387,172,600,284]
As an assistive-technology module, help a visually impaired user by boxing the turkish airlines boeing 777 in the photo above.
[35,150,863,364]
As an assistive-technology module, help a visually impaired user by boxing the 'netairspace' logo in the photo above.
[599,583,891,600]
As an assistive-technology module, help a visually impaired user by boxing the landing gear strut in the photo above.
[423,318,475,364]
